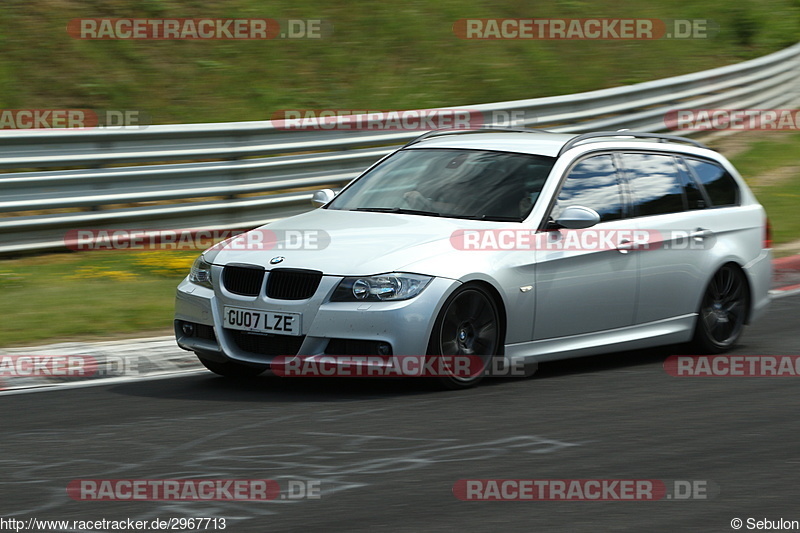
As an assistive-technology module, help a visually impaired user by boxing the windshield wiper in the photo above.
[352,207,441,217]
[445,214,523,222]
[351,208,520,222]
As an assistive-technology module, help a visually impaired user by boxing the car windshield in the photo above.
[327,148,556,221]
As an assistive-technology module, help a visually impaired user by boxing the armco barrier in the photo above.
[1,43,799,254]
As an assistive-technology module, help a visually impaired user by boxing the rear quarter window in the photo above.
[684,157,740,207]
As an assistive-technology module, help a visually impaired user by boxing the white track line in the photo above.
[0,369,207,396]
[770,287,800,299]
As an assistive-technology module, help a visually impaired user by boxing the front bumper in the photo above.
[174,273,460,368]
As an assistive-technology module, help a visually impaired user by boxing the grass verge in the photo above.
[0,1,798,123]
[723,132,800,247]
[0,250,197,346]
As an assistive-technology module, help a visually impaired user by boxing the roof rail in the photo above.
[402,126,552,148]
[557,131,708,157]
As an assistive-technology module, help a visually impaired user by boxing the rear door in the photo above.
[618,152,725,324]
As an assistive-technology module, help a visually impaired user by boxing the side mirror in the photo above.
[311,189,335,207]
[554,206,601,229]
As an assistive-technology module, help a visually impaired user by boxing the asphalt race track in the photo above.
[1,293,798,532]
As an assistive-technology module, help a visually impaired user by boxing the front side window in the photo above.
[621,153,685,217]
[551,154,623,223]
[327,148,556,221]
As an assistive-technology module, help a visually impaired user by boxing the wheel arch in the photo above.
[698,260,752,323]
[456,279,508,351]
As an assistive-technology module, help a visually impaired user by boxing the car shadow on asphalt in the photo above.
[108,340,715,403]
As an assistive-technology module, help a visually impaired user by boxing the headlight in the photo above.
[331,273,432,302]
[189,255,214,289]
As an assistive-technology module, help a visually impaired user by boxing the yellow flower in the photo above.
[68,266,136,281]
[132,251,195,277]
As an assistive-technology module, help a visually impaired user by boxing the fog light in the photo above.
[181,322,195,337]
[377,342,391,356]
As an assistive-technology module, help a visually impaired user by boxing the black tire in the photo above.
[691,264,749,354]
[196,354,268,378]
[427,285,502,390]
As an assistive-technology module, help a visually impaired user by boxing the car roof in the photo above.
[404,131,574,157]
[402,129,710,158]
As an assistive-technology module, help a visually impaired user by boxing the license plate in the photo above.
[223,306,301,336]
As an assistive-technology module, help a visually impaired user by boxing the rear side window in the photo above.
[552,154,623,223]
[684,158,740,207]
[675,158,707,210]
[621,153,685,217]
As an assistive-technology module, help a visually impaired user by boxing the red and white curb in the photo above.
[0,336,203,396]
[771,254,800,298]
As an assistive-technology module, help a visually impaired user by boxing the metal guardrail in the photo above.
[2,42,799,254]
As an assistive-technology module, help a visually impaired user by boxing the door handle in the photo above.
[617,239,633,254]
[690,228,713,242]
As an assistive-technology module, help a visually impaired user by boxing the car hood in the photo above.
[207,208,505,277]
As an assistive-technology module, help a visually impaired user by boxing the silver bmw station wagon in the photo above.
[175,129,772,389]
